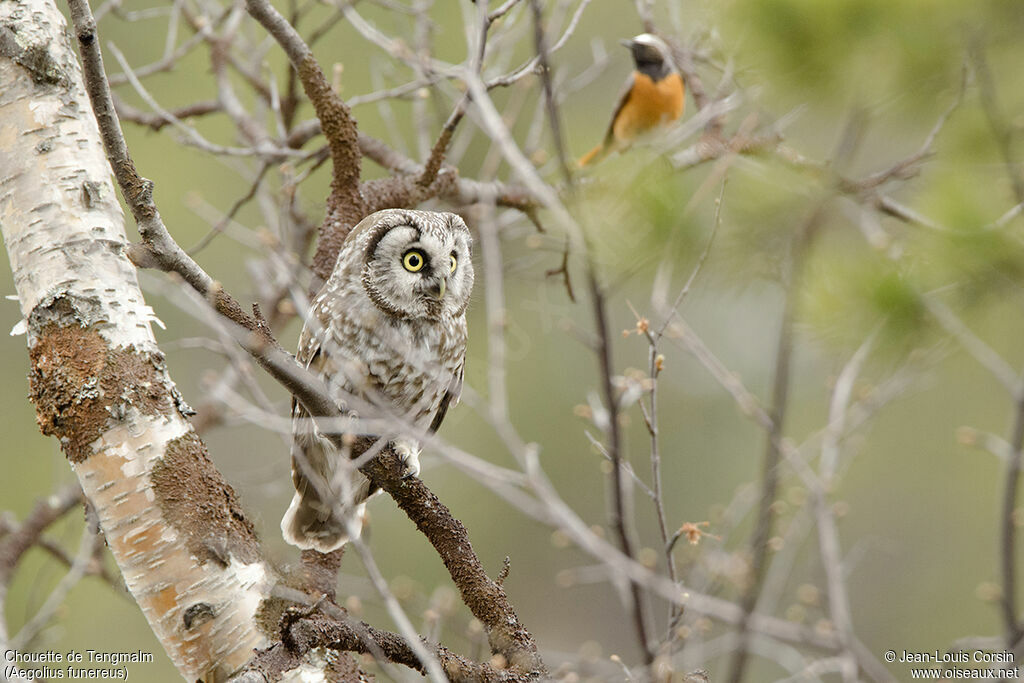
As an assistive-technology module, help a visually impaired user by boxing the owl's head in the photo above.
[346,209,474,320]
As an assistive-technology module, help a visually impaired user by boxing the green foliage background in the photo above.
[3,0,1024,679]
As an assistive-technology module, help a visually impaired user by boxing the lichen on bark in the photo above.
[28,295,181,463]
[151,431,262,565]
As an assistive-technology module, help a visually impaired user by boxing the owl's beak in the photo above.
[430,278,447,300]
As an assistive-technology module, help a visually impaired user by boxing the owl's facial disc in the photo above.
[362,220,473,320]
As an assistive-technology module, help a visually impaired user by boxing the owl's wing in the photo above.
[290,345,338,493]
[428,360,464,434]
[283,329,375,552]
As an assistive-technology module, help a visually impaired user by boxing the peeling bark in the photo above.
[0,1,274,679]
[2,2,546,681]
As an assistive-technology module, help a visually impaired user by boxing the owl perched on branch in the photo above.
[282,209,474,553]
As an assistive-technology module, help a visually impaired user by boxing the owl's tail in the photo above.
[281,491,366,553]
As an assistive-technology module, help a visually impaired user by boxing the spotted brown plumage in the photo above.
[282,209,474,552]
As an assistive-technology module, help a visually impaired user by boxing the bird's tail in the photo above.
[578,142,609,168]
[285,408,376,552]
[281,490,366,553]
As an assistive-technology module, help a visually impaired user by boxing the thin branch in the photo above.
[284,118,532,216]
[653,177,725,339]
[485,0,592,89]
[243,0,365,283]
[70,2,544,673]
[544,239,576,301]
[530,0,571,188]
[1001,387,1024,646]
[112,96,221,131]
[102,6,223,87]
[11,519,102,650]
[0,485,83,586]
[815,333,878,681]
[417,100,465,189]
[108,42,293,159]
[640,180,724,644]
[347,533,447,682]
[972,44,1024,206]
[924,296,1018,395]
[529,0,653,663]
[968,44,1024,647]
[188,163,272,256]
[727,208,823,683]
[838,63,968,196]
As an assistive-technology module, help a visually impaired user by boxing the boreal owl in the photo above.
[282,209,474,552]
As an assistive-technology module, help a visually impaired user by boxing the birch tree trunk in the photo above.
[0,1,276,679]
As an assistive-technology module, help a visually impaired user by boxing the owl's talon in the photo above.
[394,439,421,479]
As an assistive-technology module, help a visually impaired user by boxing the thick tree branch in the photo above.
[242,0,365,286]
[237,592,536,683]
[227,311,545,671]
[63,0,545,675]
[0,4,276,677]
[68,0,214,296]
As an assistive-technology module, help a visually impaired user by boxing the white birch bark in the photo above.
[0,1,275,679]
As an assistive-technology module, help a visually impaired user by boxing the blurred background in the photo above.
[3,0,1024,680]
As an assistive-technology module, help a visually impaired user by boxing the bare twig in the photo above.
[189,163,272,255]
[924,297,1018,395]
[727,207,823,683]
[969,43,1024,647]
[0,485,83,586]
[70,1,545,675]
[346,532,447,682]
[112,96,221,131]
[529,0,654,663]
[637,179,725,645]
[815,333,877,682]
[0,485,84,671]
[972,44,1024,206]
[11,518,103,649]
[243,0,366,283]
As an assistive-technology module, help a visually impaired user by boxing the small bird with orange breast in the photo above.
[578,33,685,167]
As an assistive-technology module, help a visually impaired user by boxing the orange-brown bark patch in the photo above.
[151,584,180,616]
[29,323,176,462]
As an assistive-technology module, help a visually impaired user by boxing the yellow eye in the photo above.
[402,250,425,272]
[449,253,457,273]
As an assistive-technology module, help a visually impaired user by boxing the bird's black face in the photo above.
[630,43,664,68]
[624,35,673,81]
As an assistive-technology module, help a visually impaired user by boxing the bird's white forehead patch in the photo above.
[631,33,671,53]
